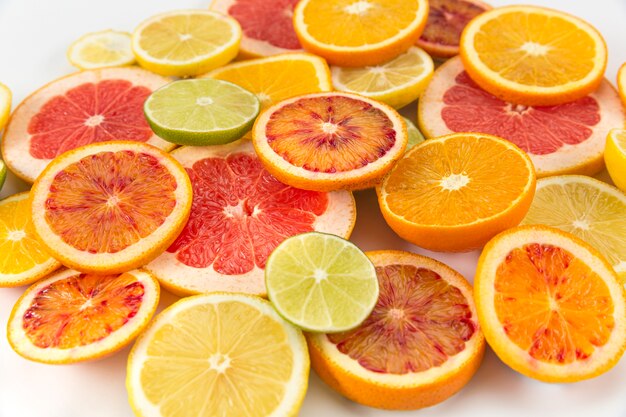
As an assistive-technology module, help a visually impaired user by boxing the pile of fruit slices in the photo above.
[0,0,625,416]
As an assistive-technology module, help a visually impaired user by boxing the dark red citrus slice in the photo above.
[419,57,625,177]
[1,67,175,182]
[145,140,356,296]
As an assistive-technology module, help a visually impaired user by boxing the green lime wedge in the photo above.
[144,78,260,146]
[403,116,425,151]
[0,160,7,192]
[265,232,379,333]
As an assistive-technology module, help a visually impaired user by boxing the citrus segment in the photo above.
[618,63,626,106]
[127,294,309,417]
[7,268,159,364]
[67,30,135,70]
[460,5,607,106]
[0,82,12,131]
[605,129,626,193]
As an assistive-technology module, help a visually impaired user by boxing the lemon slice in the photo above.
[0,82,12,131]
[605,128,626,192]
[67,30,135,70]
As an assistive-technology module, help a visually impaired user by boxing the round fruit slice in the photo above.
[308,250,485,410]
[144,79,260,146]
[132,10,241,77]
[403,116,424,152]
[475,225,626,382]
[211,0,303,58]
[252,92,408,192]
[266,232,378,332]
[0,192,61,287]
[127,293,309,417]
[331,46,434,109]
[521,175,626,283]
[0,81,12,131]
[67,30,135,70]
[460,5,607,106]
[293,0,429,67]
[416,0,491,59]
[145,140,355,296]
[419,57,625,177]
[1,67,174,183]
[7,268,159,364]
[606,129,626,193]
[30,141,192,274]
[619,63,626,106]
[378,133,536,252]
[0,160,6,192]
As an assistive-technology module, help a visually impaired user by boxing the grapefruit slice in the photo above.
[308,250,485,410]
[211,0,303,58]
[419,57,625,177]
[1,67,175,183]
[7,268,160,364]
[145,140,355,296]
[252,92,408,192]
[30,141,193,274]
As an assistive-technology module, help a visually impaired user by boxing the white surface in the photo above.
[0,0,625,416]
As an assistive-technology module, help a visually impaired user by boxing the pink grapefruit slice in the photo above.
[144,139,356,296]
[1,67,175,183]
[419,57,625,177]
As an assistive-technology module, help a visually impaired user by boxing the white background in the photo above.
[1,0,625,416]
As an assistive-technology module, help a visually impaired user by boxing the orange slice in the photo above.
[308,250,485,410]
[618,63,626,107]
[252,92,408,192]
[475,225,626,382]
[378,133,536,252]
[7,268,160,364]
[293,0,429,67]
[30,141,192,274]
[460,5,607,106]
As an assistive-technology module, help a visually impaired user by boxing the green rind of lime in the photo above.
[0,160,7,192]
[403,116,425,151]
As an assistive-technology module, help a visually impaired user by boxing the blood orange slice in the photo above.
[211,0,303,58]
[308,250,485,410]
[1,67,175,183]
[7,268,159,364]
[145,140,355,296]
[30,141,192,274]
[419,57,625,177]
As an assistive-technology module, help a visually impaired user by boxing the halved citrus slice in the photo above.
[460,5,607,106]
[132,10,241,77]
[30,141,192,274]
[293,0,429,67]
[475,225,626,382]
[331,46,434,109]
[7,268,159,364]
[145,140,355,296]
[0,160,6,192]
[252,92,408,192]
[67,30,135,70]
[619,63,626,106]
[521,175,626,283]
[419,57,624,177]
[378,133,536,252]
[0,192,61,287]
[403,116,424,151]
[308,250,485,410]
[127,293,309,417]
[606,129,626,192]
[416,0,491,59]
[211,0,303,58]
[1,67,174,183]
[0,81,12,131]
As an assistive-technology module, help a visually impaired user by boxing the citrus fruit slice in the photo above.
[0,81,12,131]
[606,129,626,193]
[144,79,260,146]
[30,141,192,274]
[131,10,241,77]
[331,46,434,109]
[475,225,626,382]
[293,0,429,67]
[211,0,303,58]
[7,268,159,364]
[618,63,626,106]
[403,116,424,151]
[266,232,378,332]
[0,192,61,287]
[145,140,355,296]
[378,132,536,252]
[67,30,135,70]
[459,5,607,106]
[0,160,6,192]
[419,57,624,177]
[127,293,309,417]
[416,0,491,59]
[1,67,174,183]
[308,250,485,410]
[521,175,626,283]
[252,92,408,192]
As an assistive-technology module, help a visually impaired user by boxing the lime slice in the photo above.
[144,79,260,146]
[403,116,425,151]
[265,232,379,332]
[0,160,6,191]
